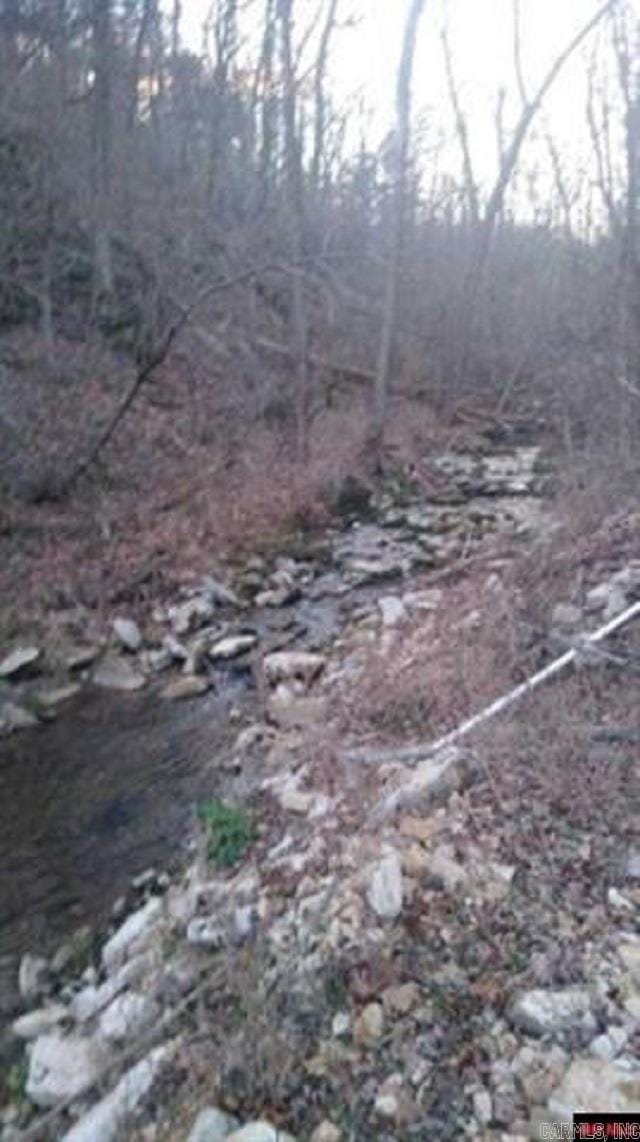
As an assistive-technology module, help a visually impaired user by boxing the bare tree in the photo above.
[373,0,426,458]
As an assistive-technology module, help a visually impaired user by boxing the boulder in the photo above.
[26,1033,110,1107]
[0,645,40,679]
[112,618,143,652]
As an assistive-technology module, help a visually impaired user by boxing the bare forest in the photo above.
[2,1,640,1139]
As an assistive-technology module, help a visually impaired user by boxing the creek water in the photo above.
[0,682,248,964]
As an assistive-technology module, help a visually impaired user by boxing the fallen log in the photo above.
[347,598,640,770]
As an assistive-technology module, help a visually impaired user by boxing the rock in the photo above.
[625,850,640,881]
[550,603,582,629]
[267,693,328,729]
[381,982,421,1015]
[60,1043,173,1142]
[66,644,100,671]
[210,634,257,661]
[367,851,403,919]
[98,991,157,1043]
[93,654,146,692]
[199,576,240,608]
[0,701,39,734]
[354,1002,384,1046]
[18,954,49,1004]
[608,887,635,912]
[380,746,463,817]
[280,789,316,814]
[102,897,164,973]
[36,684,81,710]
[226,1124,297,1142]
[26,1033,110,1107]
[186,917,226,949]
[378,596,407,626]
[147,647,173,673]
[590,1027,629,1060]
[162,675,210,700]
[512,1043,568,1104]
[618,941,640,983]
[331,1011,350,1037]
[112,618,143,652]
[168,597,215,635]
[401,843,429,877]
[263,651,325,689]
[428,846,468,892]
[12,1004,68,1039]
[399,815,435,843]
[188,1107,240,1141]
[310,1123,342,1142]
[548,1058,640,1117]
[509,988,597,1039]
[0,645,40,679]
[585,582,627,620]
[473,1088,493,1126]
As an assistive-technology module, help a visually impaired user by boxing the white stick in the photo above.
[347,599,640,768]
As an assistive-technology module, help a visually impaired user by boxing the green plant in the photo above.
[197,800,254,868]
[6,1060,28,1104]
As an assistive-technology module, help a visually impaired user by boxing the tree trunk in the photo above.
[91,0,114,301]
[373,0,426,461]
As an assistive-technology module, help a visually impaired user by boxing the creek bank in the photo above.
[3,439,640,1137]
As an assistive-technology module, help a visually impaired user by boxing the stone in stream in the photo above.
[162,675,210,701]
[0,701,39,734]
[210,634,257,661]
[112,617,143,652]
[93,654,146,692]
[26,1032,110,1107]
[36,684,82,710]
[0,645,41,679]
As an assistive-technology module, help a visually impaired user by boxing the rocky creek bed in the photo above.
[2,440,640,1140]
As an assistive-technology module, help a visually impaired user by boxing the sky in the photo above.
[176,0,638,211]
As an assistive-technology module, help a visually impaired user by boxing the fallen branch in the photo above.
[62,261,309,493]
[347,598,640,770]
